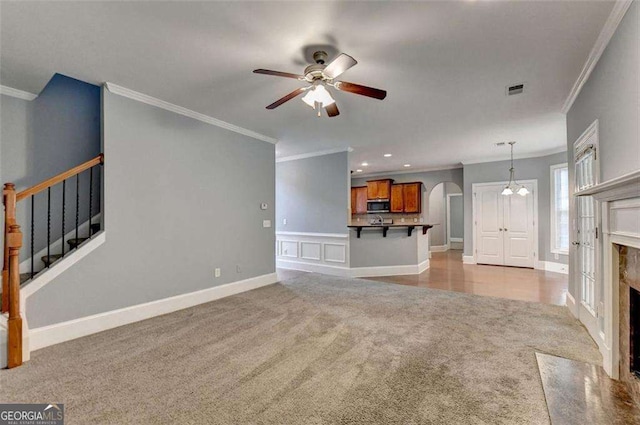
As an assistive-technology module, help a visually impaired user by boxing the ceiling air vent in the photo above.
[506,83,525,96]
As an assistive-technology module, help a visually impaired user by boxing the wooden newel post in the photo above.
[2,183,16,314]
[7,223,22,368]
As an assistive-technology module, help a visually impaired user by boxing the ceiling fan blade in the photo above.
[266,87,307,109]
[325,103,340,117]
[253,69,304,80]
[335,81,387,100]
[322,54,357,79]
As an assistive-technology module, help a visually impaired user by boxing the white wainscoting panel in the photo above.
[300,242,322,261]
[276,232,349,275]
[324,243,347,263]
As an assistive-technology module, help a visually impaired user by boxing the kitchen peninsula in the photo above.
[347,178,433,276]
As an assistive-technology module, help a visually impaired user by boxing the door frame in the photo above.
[446,193,463,247]
[472,180,538,266]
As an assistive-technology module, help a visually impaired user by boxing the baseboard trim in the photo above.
[430,245,449,253]
[462,255,476,264]
[29,272,278,352]
[276,259,350,277]
[351,259,430,278]
[277,258,430,278]
[534,260,569,275]
[566,291,578,317]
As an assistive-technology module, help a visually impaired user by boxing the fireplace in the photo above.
[619,244,640,405]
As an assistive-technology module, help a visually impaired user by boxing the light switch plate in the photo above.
[263,220,271,228]
[260,202,268,210]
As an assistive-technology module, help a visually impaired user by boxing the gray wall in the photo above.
[351,167,464,219]
[276,152,349,234]
[449,195,463,240]
[566,2,639,295]
[463,151,568,264]
[0,74,101,262]
[26,87,276,328]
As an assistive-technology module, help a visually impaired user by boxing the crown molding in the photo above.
[352,164,463,179]
[276,147,352,163]
[0,85,38,101]
[104,82,278,144]
[561,0,633,114]
[460,146,567,166]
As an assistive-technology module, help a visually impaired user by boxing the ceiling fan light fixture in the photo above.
[301,84,335,109]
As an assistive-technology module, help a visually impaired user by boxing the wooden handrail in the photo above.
[16,154,103,202]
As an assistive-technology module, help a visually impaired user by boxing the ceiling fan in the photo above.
[253,51,387,117]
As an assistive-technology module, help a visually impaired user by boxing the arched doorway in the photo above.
[428,182,463,252]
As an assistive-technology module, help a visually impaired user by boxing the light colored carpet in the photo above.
[0,273,600,424]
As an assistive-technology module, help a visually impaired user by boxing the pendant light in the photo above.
[502,141,529,196]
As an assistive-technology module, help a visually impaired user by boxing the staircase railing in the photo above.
[2,153,103,368]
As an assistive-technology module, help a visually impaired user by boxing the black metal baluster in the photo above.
[61,180,66,257]
[89,167,93,238]
[75,174,79,249]
[30,195,34,279]
[47,187,51,267]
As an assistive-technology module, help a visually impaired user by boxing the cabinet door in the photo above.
[367,181,378,200]
[351,188,357,214]
[377,180,391,199]
[390,185,404,212]
[355,187,368,214]
[403,183,421,213]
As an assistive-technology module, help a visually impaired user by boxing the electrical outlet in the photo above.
[283,218,287,225]
[236,265,241,273]
[215,268,221,278]
[413,217,418,223]
[263,220,271,228]
[401,217,405,223]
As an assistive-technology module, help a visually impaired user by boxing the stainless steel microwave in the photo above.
[367,200,390,213]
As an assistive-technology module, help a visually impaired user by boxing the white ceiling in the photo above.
[0,1,614,174]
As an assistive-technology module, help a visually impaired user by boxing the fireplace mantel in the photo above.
[589,169,640,384]
[575,169,640,201]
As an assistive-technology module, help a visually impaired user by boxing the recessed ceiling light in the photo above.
[356,169,363,172]
[404,164,411,167]
[384,154,392,157]
[361,162,369,166]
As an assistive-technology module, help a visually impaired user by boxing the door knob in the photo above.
[499,228,503,231]
[504,228,508,231]
[572,241,580,246]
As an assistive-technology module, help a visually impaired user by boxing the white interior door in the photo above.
[475,186,504,265]
[503,183,535,267]
[573,122,600,343]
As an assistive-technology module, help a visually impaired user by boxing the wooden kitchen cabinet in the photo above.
[390,184,404,212]
[367,179,392,200]
[351,186,368,214]
[403,182,422,213]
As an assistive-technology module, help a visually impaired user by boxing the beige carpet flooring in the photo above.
[0,273,600,424]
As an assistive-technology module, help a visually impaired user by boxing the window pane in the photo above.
[552,166,569,252]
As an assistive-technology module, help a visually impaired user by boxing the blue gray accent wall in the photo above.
[276,151,349,234]
[566,2,639,296]
[463,151,569,264]
[26,86,276,328]
[0,74,101,261]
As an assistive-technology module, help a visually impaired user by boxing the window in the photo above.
[550,163,569,255]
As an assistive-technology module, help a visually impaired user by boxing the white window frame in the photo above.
[550,163,569,256]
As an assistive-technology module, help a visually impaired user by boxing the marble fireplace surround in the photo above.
[577,170,640,399]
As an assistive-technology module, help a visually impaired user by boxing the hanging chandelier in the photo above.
[502,141,529,196]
